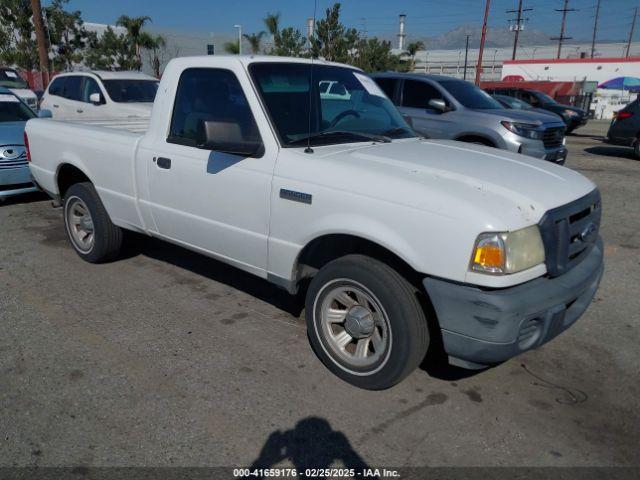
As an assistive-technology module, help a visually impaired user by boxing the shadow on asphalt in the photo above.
[584,145,637,160]
[0,191,49,207]
[127,235,306,318]
[250,417,370,476]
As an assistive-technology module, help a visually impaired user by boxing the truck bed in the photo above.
[27,118,145,230]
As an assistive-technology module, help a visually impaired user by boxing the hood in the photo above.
[0,121,27,145]
[471,108,565,126]
[307,138,595,230]
[9,88,37,100]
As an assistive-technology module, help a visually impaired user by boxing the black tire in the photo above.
[305,255,429,390]
[634,138,640,159]
[63,182,122,263]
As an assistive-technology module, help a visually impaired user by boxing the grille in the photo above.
[538,189,601,277]
[0,151,27,169]
[542,126,565,149]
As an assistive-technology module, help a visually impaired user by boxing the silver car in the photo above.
[372,73,568,164]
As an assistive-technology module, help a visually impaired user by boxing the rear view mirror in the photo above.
[428,99,447,112]
[89,92,103,105]
[197,120,263,158]
[37,109,52,118]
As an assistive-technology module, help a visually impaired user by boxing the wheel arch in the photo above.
[292,233,424,292]
[56,163,94,199]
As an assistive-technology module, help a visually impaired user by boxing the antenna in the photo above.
[304,0,318,154]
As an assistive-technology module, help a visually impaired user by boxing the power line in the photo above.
[626,7,638,58]
[590,0,601,58]
[550,0,577,59]
[507,0,532,60]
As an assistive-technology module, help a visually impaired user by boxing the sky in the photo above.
[52,0,640,43]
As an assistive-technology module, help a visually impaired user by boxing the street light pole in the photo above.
[234,24,242,55]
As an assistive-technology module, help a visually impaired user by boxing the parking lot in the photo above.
[0,120,638,469]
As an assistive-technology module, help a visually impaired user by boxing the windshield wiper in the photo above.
[380,127,415,138]
[288,130,390,147]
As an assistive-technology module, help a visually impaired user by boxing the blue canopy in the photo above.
[598,76,640,91]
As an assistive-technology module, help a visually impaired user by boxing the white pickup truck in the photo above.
[26,56,604,390]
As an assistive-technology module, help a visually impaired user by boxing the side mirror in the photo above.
[197,120,263,157]
[428,98,447,113]
[89,92,103,105]
[37,109,53,118]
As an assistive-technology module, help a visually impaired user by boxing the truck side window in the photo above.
[374,78,398,102]
[48,77,66,97]
[81,77,101,103]
[402,80,445,110]
[62,76,82,101]
[168,68,261,147]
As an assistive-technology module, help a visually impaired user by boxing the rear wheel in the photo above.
[63,182,122,263]
[305,255,429,390]
[634,137,640,158]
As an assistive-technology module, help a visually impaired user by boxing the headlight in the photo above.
[501,121,543,140]
[563,109,579,118]
[470,225,545,275]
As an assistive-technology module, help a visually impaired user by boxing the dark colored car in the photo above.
[605,98,640,157]
[486,88,587,133]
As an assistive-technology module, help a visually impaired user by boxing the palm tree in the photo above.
[139,32,166,77]
[263,12,280,51]
[243,31,265,54]
[405,41,425,71]
[116,15,152,69]
[223,41,240,55]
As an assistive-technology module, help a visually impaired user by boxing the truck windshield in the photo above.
[249,62,415,147]
[0,69,29,89]
[439,80,503,110]
[0,94,35,122]
[102,79,159,103]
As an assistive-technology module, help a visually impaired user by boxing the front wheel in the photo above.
[63,182,122,263]
[305,255,429,390]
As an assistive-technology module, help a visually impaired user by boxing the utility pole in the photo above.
[463,35,470,81]
[475,0,491,85]
[30,0,50,84]
[507,0,532,60]
[551,0,576,59]
[626,7,638,58]
[233,24,242,55]
[590,0,601,58]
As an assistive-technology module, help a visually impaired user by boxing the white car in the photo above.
[26,56,604,390]
[40,71,159,121]
[0,67,39,111]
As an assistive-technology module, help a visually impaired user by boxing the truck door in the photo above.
[142,67,276,274]
[399,79,454,139]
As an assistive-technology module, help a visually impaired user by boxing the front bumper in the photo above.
[423,238,604,369]
[0,166,38,199]
[502,132,567,164]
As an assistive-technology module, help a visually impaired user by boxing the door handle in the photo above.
[53,104,59,108]
[155,157,172,169]
[76,109,83,113]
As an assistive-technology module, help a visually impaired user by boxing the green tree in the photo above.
[354,37,405,73]
[274,28,306,57]
[0,0,39,69]
[116,15,152,69]
[223,41,240,55]
[405,41,424,71]
[263,11,280,50]
[44,0,91,71]
[310,3,358,63]
[85,26,134,70]
[140,32,166,77]
[243,31,265,54]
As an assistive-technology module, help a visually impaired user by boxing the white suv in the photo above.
[40,71,159,121]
